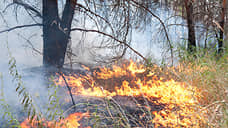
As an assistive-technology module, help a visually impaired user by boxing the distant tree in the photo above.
[218,0,227,54]
[184,0,196,53]
[165,0,227,54]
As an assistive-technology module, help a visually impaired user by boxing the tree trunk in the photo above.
[218,0,226,54]
[185,0,196,53]
[42,0,76,68]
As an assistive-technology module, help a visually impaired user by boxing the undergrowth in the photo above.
[1,45,227,128]
[0,72,20,127]
[0,45,66,127]
[174,48,228,127]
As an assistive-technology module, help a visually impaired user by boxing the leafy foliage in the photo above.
[7,45,42,126]
[0,73,20,128]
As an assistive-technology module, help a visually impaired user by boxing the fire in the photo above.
[21,60,207,127]
[20,112,90,128]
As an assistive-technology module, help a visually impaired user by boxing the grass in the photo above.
[1,46,227,127]
[173,49,228,127]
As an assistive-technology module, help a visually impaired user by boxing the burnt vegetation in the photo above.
[0,0,228,128]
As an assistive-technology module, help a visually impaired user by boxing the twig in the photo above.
[18,33,43,55]
[71,27,148,63]
[0,24,42,34]
[58,72,76,110]
[201,100,227,111]
[110,97,130,127]
[130,0,173,65]
[13,0,42,18]
[76,3,115,34]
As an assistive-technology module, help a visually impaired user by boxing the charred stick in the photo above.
[58,72,76,109]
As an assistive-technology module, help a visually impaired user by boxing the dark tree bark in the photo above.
[218,0,226,54]
[185,0,196,53]
[43,0,76,68]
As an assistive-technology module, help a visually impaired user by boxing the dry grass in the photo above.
[173,53,228,127]
[57,55,228,128]
[3,49,228,128]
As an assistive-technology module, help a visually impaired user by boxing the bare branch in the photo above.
[19,33,42,55]
[76,3,115,34]
[3,3,15,13]
[71,27,148,63]
[13,0,42,18]
[130,0,174,65]
[0,24,42,34]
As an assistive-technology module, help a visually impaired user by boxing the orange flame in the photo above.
[54,60,207,127]
[20,112,90,128]
[21,60,207,127]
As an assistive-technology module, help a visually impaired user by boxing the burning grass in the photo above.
[2,53,225,128]
[19,60,213,128]
[20,112,90,128]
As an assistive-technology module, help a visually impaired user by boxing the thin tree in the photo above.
[184,0,196,53]
[218,0,227,54]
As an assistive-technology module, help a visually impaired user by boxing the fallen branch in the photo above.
[58,72,76,110]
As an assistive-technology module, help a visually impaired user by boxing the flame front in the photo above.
[20,112,90,128]
[21,60,207,127]
[54,60,206,127]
